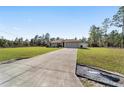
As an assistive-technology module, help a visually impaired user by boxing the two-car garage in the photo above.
[64,42,80,48]
[50,39,88,48]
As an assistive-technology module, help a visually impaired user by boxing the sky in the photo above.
[0,6,120,40]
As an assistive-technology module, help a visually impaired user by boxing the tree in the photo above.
[88,25,97,47]
[45,33,50,42]
[102,18,111,47]
[107,30,121,47]
[44,33,50,46]
[88,25,103,47]
[74,37,77,40]
[24,39,30,46]
[81,37,87,43]
[50,37,55,41]
[18,37,23,47]
[34,35,39,46]
[8,40,14,47]
[14,37,19,47]
[112,6,124,48]
[40,35,45,46]
[56,37,60,40]
[30,38,34,46]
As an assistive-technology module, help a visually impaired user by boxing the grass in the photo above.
[0,47,59,62]
[77,48,124,75]
[81,79,94,87]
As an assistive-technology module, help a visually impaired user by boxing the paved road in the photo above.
[0,48,82,87]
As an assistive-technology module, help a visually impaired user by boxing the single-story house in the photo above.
[49,39,88,48]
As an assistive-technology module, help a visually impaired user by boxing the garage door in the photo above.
[64,42,79,48]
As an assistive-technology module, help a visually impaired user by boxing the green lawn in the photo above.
[77,48,124,75]
[0,47,59,62]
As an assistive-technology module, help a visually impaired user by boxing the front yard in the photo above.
[0,47,59,62]
[77,48,124,75]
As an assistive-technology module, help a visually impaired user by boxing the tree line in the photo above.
[88,6,124,48]
[0,33,62,48]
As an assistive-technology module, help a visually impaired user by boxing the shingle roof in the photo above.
[63,39,81,43]
[50,39,81,43]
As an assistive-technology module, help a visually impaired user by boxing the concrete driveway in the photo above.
[0,48,82,87]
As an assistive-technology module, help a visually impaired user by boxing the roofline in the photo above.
[50,39,82,43]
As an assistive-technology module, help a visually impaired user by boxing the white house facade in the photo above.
[49,39,88,48]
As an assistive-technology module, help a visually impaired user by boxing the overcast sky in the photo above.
[0,6,120,40]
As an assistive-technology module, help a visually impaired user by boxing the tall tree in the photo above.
[112,6,124,48]
[88,25,103,47]
[45,33,50,45]
[30,38,35,46]
[18,37,23,47]
[34,35,39,46]
[102,18,111,47]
